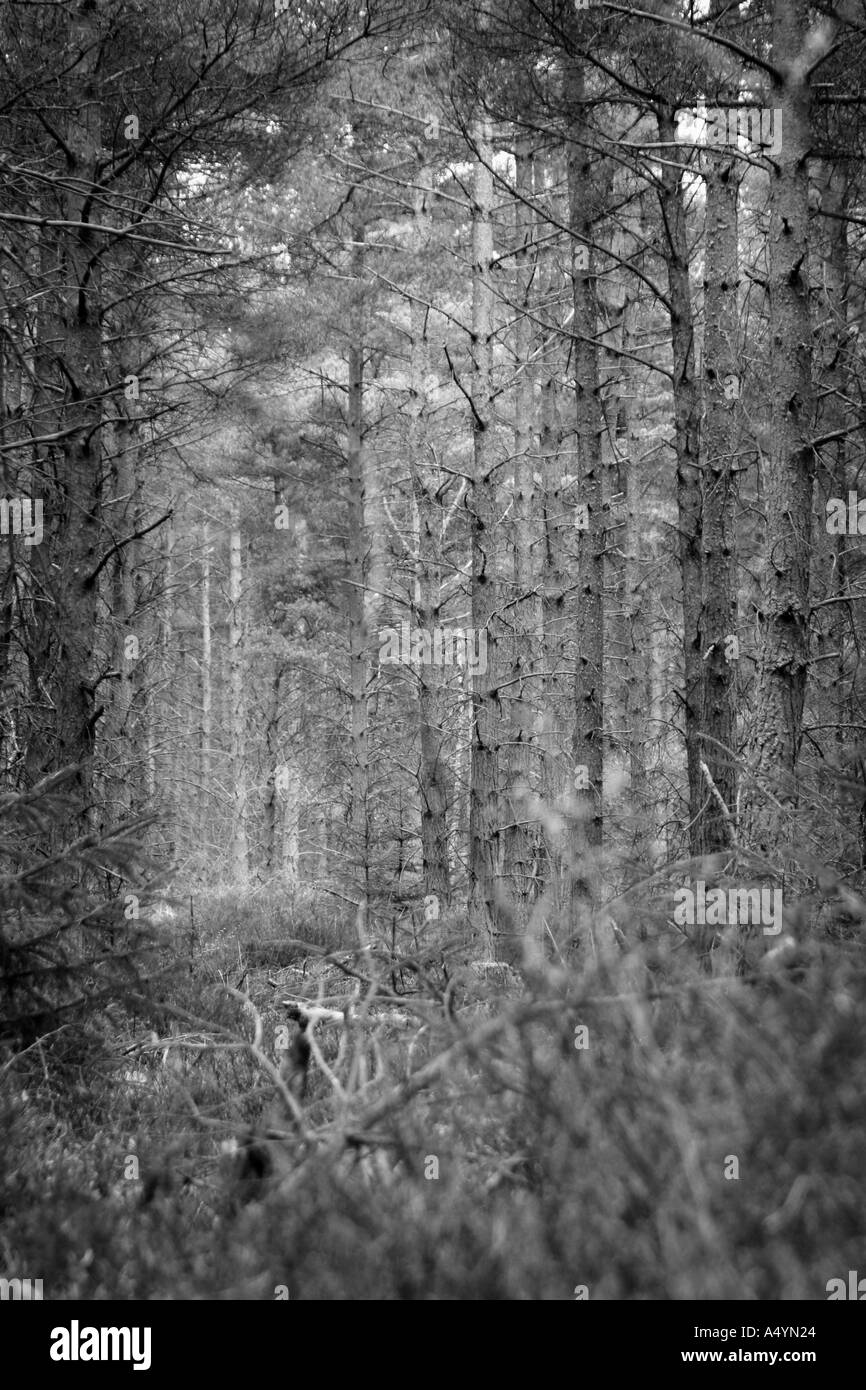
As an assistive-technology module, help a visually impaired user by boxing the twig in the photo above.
[700,759,739,851]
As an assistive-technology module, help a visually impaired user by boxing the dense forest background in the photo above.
[2,0,866,1301]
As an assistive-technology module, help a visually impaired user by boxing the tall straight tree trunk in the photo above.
[0,290,24,773]
[567,68,605,912]
[264,669,281,876]
[410,177,451,908]
[658,106,704,856]
[620,292,650,850]
[809,160,849,781]
[534,149,570,901]
[468,117,503,958]
[540,373,569,899]
[506,136,542,924]
[414,545,452,908]
[36,5,105,821]
[228,504,249,884]
[699,97,740,854]
[450,667,472,885]
[147,509,176,814]
[104,293,148,825]
[345,223,371,951]
[280,761,301,887]
[200,521,213,841]
[742,0,818,855]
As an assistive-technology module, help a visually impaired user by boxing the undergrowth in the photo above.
[2,857,865,1299]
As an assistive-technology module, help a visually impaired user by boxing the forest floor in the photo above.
[2,881,865,1299]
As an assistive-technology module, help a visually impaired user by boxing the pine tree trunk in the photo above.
[658,107,704,856]
[37,6,105,819]
[742,0,817,856]
[568,68,605,909]
[620,294,650,849]
[264,670,281,877]
[345,224,371,951]
[468,117,503,958]
[410,177,451,908]
[200,521,213,842]
[699,106,740,854]
[281,762,301,888]
[506,137,542,929]
[228,506,249,884]
[540,373,569,899]
[538,152,571,904]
